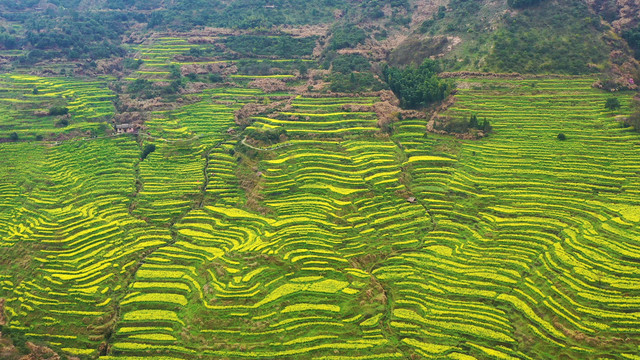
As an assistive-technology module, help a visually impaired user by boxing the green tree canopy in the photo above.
[382,59,453,109]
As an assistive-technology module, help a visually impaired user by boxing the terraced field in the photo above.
[0,74,116,139]
[2,59,640,360]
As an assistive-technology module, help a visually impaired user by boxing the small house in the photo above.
[115,124,136,134]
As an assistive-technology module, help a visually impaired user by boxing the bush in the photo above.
[49,106,69,116]
[623,112,640,131]
[9,132,19,141]
[55,118,69,127]
[141,143,156,160]
[605,97,621,111]
[123,58,144,70]
[557,133,566,140]
[209,73,223,82]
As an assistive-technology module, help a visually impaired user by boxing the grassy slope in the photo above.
[393,0,611,74]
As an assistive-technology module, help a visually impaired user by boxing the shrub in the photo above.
[209,73,223,82]
[141,143,156,160]
[49,106,69,116]
[55,118,69,127]
[557,133,566,140]
[623,112,640,131]
[605,97,621,111]
[123,58,144,70]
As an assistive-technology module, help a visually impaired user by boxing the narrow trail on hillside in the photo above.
[241,136,293,151]
[198,140,228,208]
[390,136,438,233]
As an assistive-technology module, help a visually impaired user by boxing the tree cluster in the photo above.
[329,24,367,50]
[357,0,409,19]
[468,114,492,132]
[382,59,453,109]
[147,0,340,30]
[623,25,640,60]
[438,114,492,134]
[223,35,316,58]
[507,0,544,9]
[1,9,134,63]
[324,53,371,74]
[329,72,386,93]
[246,127,287,145]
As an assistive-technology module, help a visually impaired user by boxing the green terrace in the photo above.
[0,74,115,139]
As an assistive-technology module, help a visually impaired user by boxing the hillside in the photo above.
[1,1,640,360]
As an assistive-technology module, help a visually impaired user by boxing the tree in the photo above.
[469,114,479,129]
[605,97,621,111]
[9,132,19,141]
[481,118,492,133]
[557,133,567,140]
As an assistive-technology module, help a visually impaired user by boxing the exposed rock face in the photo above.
[587,0,640,31]
[0,298,6,326]
[248,78,289,93]
[613,0,640,30]
[180,62,236,76]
